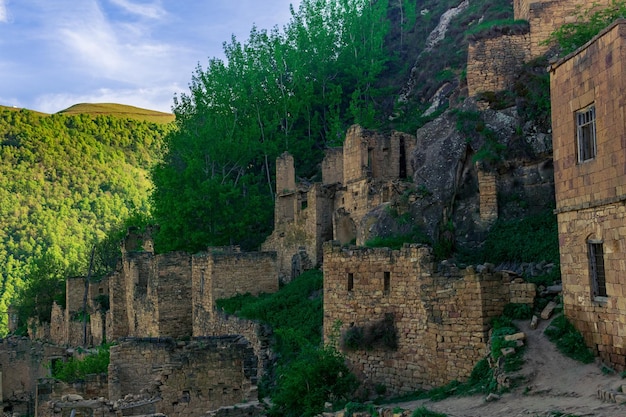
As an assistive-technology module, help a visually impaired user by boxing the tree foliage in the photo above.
[0,108,168,335]
[151,0,391,253]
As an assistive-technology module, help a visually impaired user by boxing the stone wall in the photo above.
[322,147,344,185]
[108,337,258,417]
[198,311,273,382]
[525,0,613,58]
[192,249,278,337]
[0,337,65,415]
[467,31,531,97]
[551,21,626,370]
[323,242,535,394]
[477,166,498,225]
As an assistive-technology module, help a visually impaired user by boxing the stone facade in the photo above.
[467,31,531,97]
[37,229,279,344]
[323,242,536,394]
[108,337,257,417]
[263,126,417,281]
[516,0,614,58]
[0,337,65,415]
[551,20,626,369]
[467,0,615,97]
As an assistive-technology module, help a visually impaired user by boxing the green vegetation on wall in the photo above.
[51,344,111,383]
[545,0,626,56]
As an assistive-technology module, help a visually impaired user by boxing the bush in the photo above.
[52,344,110,383]
[544,315,594,363]
[269,345,359,417]
[502,303,533,320]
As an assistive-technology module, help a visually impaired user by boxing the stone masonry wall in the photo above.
[192,249,278,337]
[323,242,535,394]
[108,337,257,417]
[557,204,626,369]
[322,147,344,185]
[0,337,65,411]
[467,32,531,97]
[551,21,626,212]
[551,21,626,370]
[527,0,613,58]
[478,166,498,224]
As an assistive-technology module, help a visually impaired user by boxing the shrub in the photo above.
[502,303,533,320]
[544,315,595,363]
[341,313,398,351]
[269,345,359,417]
[52,344,110,383]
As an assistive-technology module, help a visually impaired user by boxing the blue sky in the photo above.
[0,0,300,113]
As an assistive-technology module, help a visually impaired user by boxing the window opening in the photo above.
[347,273,354,292]
[384,271,390,294]
[589,241,606,298]
[399,137,407,179]
[577,105,596,162]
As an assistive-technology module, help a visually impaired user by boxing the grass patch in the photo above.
[544,315,594,364]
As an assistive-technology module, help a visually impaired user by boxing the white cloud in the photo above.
[108,0,166,19]
[0,0,8,23]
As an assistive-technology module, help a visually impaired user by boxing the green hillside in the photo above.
[58,103,175,124]
[0,107,171,335]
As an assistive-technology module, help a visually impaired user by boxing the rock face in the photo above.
[407,97,554,249]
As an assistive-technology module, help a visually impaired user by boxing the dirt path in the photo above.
[392,317,626,416]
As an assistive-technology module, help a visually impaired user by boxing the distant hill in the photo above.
[0,106,172,335]
[57,103,175,124]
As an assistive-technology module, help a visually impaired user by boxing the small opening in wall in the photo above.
[181,390,191,403]
[301,199,308,210]
[98,288,104,295]
[384,271,390,294]
[348,273,354,292]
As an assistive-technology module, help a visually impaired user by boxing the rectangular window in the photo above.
[384,271,390,294]
[589,242,607,298]
[577,105,596,162]
[347,273,354,292]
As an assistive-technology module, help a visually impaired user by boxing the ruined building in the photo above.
[263,125,417,281]
[467,0,614,97]
[2,227,279,417]
[551,19,626,370]
[323,242,536,395]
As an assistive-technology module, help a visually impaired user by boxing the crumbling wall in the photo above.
[192,248,278,337]
[0,337,65,415]
[108,337,257,417]
[323,242,535,394]
[467,31,531,96]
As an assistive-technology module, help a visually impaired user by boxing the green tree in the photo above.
[151,0,391,252]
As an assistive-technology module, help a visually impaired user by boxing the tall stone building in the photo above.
[551,20,626,369]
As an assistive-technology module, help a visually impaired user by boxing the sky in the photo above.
[0,0,301,114]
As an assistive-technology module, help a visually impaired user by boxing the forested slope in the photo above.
[0,108,170,334]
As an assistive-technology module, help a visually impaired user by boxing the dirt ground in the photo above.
[392,317,626,417]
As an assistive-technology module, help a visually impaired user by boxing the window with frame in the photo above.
[576,105,596,162]
[588,241,607,298]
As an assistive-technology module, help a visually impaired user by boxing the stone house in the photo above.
[550,19,626,369]
[323,241,536,394]
[262,125,417,281]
